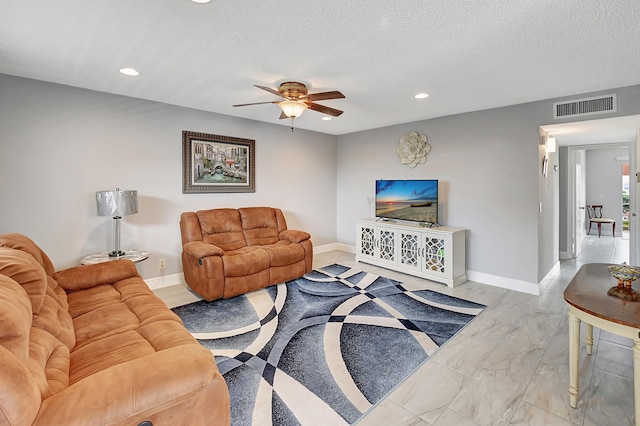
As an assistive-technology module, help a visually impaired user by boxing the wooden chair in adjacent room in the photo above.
[586,204,616,238]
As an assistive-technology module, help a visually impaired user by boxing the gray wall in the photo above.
[2,72,640,291]
[336,106,541,289]
[335,85,640,290]
[0,74,338,279]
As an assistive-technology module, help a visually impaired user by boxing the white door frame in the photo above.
[565,148,586,259]
[566,141,637,262]
[632,131,640,264]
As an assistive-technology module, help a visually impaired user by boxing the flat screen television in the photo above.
[375,179,438,224]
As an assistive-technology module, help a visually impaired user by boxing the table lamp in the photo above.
[96,188,138,257]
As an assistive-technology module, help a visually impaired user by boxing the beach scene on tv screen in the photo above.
[376,180,438,223]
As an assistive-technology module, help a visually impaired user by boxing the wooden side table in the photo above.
[81,249,149,265]
[564,263,640,425]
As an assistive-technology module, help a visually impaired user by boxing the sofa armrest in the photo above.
[183,241,224,258]
[279,229,311,243]
[34,345,228,425]
[54,260,138,291]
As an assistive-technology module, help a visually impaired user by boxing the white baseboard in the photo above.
[466,270,540,295]
[314,243,355,254]
[145,273,185,290]
[559,251,572,260]
[145,244,541,296]
[539,260,561,289]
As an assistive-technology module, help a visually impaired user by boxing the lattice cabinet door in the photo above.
[356,223,376,261]
[399,230,421,272]
[377,226,397,266]
[421,234,448,278]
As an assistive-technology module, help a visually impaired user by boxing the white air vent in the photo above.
[553,94,616,119]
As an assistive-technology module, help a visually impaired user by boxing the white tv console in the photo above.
[355,219,467,287]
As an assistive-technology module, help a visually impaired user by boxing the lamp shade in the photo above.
[279,100,308,118]
[96,189,138,217]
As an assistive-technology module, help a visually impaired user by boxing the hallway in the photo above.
[572,232,629,265]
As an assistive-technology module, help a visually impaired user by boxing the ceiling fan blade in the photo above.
[306,102,344,117]
[232,101,279,107]
[306,91,345,101]
[255,85,285,98]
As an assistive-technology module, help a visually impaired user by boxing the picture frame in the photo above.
[182,131,255,194]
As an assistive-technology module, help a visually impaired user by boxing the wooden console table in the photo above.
[563,263,640,425]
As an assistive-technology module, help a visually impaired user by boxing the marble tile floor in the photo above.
[154,234,633,426]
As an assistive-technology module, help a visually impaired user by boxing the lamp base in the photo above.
[108,250,127,257]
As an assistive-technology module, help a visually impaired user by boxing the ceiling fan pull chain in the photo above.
[290,117,295,132]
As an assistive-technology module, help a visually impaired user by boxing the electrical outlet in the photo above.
[159,258,166,272]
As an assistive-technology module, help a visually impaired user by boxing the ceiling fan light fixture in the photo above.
[279,100,308,118]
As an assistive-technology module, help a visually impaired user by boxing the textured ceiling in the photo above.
[1,0,640,135]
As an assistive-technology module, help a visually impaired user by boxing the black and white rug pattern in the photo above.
[172,264,485,425]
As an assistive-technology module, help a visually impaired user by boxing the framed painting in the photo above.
[182,131,255,193]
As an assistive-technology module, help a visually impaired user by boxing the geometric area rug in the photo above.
[172,264,485,426]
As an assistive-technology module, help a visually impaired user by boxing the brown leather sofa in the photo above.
[0,233,230,426]
[180,207,313,301]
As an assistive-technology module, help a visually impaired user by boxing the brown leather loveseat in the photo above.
[180,207,313,301]
[0,233,230,426]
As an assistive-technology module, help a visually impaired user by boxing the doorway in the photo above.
[541,114,640,266]
[566,144,631,262]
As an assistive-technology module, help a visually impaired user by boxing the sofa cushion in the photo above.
[0,345,40,426]
[197,208,247,251]
[221,246,270,277]
[239,207,280,245]
[67,277,192,382]
[0,274,32,363]
[261,240,305,267]
[69,330,156,383]
[0,248,47,316]
[0,233,56,276]
[0,248,75,350]
[27,327,70,399]
[54,259,139,292]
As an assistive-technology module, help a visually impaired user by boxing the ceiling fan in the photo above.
[232,82,345,128]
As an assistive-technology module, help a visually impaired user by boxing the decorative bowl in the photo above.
[607,263,640,301]
[608,262,640,285]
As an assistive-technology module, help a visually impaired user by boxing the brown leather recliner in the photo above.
[180,207,313,301]
[0,233,230,426]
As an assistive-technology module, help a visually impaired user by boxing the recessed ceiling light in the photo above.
[415,93,430,99]
[322,117,332,121]
[191,0,211,3]
[119,68,140,76]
